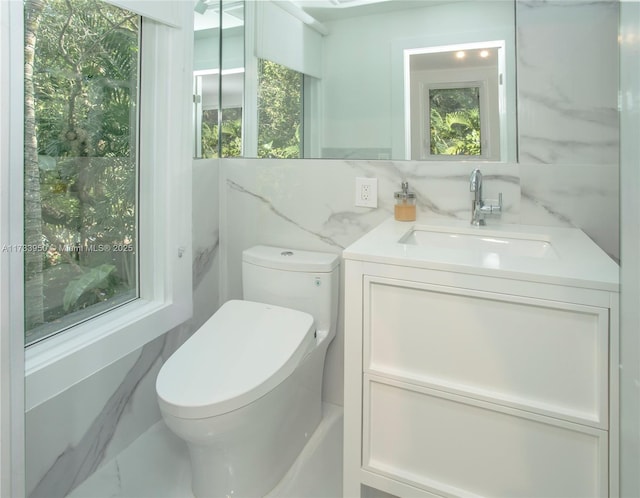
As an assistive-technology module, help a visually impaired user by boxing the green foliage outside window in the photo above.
[429,87,482,156]
[201,108,243,158]
[197,60,303,159]
[24,0,139,343]
[257,59,303,159]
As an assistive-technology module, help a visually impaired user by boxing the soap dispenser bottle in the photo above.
[394,181,416,221]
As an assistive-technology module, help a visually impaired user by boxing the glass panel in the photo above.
[24,0,140,345]
[220,0,244,158]
[429,87,481,156]
[257,59,303,158]
[245,0,518,161]
[193,23,220,159]
[193,0,244,158]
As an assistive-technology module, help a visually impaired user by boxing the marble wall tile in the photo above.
[26,328,188,498]
[219,158,519,406]
[516,0,619,164]
[25,350,137,497]
[219,157,619,406]
[192,159,220,329]
[519,163,619,261]
[220,159,519,298]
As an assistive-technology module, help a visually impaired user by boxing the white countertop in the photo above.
[343,218,619,292]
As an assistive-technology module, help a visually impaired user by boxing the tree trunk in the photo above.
[24,0,46,333]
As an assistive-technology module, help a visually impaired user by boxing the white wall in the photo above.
[1,0,8,492]
[619,2,640,496]
[319,1,515,159]
[0,1,13,496]
[194,26,244,72]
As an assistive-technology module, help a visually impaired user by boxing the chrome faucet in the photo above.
[469,168,502,226]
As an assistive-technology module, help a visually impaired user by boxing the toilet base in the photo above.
[163,336,330,498]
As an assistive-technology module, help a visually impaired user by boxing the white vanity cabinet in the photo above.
[343,220,620,498]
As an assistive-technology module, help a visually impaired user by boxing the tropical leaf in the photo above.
[430,105,481,156]
[63,263,116,311]
[220,118,242,137]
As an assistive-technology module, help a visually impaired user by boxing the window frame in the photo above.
[24,4,142,347]
[1,1,26,495]
[9,1,194,411]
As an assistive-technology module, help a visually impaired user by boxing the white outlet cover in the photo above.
[355,177,378,208]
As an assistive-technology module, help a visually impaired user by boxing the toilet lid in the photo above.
[156,300,315,419]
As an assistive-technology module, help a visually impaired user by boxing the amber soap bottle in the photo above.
[394,181,416,221]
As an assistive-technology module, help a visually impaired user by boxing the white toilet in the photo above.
[155,245,340,498]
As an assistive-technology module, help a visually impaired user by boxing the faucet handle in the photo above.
[480,192,503,216]
[488,192,503,214]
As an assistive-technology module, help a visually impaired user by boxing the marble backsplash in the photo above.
[219,158,619,408]
[219,159,618,292]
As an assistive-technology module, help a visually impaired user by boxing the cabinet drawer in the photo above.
[364,277,609,427]
[363,377,608,498]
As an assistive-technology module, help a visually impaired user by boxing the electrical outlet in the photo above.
[355,177,378,208]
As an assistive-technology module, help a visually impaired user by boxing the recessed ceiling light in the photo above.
[456,51,465,59]
[480,50,490,58]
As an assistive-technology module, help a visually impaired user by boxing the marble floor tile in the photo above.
[69,404,343,498]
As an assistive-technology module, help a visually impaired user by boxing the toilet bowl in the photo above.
[156,246,339,498]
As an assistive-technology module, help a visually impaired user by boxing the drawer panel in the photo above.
[364,377,608,498]
[364,277,609,426]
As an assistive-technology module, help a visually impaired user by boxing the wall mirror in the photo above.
[193,0,245,158]
[193,0,618,164]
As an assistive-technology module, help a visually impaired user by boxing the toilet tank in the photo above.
[242,246,340,337]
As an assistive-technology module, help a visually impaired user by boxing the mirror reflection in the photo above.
[193,0,244,158]
[193,0,618,164]
[193,0,516,160]
[405,42,508,161]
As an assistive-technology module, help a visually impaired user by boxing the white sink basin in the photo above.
[343,218,618,291]
[399,228,558,259]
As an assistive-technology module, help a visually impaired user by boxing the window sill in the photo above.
[25,297,190,411]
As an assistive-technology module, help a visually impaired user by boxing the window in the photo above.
[9,0,193,410]
[24,0,140,346]
[257,59,303,159]
[428,85,482,156]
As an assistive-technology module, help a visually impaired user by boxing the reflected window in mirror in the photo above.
[428,85,482,157]
[193,0,245,159]
[257,59,303,159]
[200,107,243,158]
[194,71,244,158]
[406,42,505,161]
